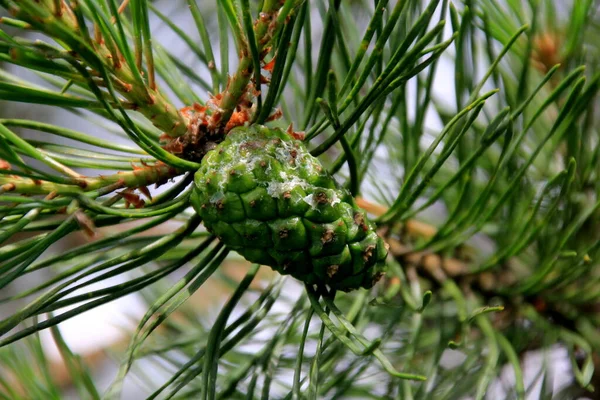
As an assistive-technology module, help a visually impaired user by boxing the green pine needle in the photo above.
[0,0,598,398]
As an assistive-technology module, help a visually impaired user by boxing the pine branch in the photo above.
[0,160,178,196]
[0,0,599,398]
[4,0,188,137]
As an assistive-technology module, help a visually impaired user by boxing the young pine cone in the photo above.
[191,125,387,291]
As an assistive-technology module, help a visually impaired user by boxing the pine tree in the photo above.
[0,0,599,398]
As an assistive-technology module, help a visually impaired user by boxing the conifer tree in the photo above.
[0,0,598,398]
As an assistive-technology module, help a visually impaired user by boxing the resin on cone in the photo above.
[191,125,387,291]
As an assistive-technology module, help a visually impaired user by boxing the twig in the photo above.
[0,162,179,196]
[356,196,469,276]
[9,0,187,137]
[216,1,301,129]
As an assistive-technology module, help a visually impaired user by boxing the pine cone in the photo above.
[191,125,387,291]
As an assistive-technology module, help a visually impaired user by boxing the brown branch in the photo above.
[356,196,470,278]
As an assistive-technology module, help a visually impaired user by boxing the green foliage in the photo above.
[0,0,599,398]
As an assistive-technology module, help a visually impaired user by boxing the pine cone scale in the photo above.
[192,125,387,291]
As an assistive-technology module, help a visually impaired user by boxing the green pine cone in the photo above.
[191,125,388,291]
